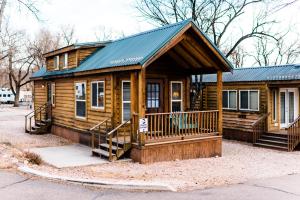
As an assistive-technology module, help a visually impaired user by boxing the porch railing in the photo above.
[287,116,300,151]
[252,113,270,144]
[143,110,219,142]
[25,102,52,133]
[89,118,111,149]
[106,119,132,161]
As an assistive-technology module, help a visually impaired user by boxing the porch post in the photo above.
[217,70,223,135]
[138,68,146,145]
[130,71,138,142]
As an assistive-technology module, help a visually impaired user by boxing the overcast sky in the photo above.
[7,0,154,41]
[5,0,300,42]
[5,0,300,66]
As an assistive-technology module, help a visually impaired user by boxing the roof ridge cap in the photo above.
[112,19,191,43]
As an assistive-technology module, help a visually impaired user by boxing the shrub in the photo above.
[24,152,42,165]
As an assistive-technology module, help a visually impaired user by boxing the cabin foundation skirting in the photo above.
[130,136,222,164]
[223,128,253,143]
[51,124,91,146]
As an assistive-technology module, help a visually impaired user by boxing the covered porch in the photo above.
[127,23,228,163]
[90,20,232,163]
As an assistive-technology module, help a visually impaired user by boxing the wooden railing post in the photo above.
[138,68,146,146]
[109,134,113,161]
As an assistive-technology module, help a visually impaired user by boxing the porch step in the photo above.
[257,139,288,147]
[92,148,116,159]
[254,142,288,151]
[99,143,118,151]
[260,135,288,142]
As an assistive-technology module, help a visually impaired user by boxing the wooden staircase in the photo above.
[254,132,288,151]
[25,103,52,134]
[90,118,132,161]
[252,113,300,151]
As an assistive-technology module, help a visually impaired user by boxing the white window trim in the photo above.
[91,81,105,110]
[170,81,183,112]
[54,55,60,70]
[121,80,131,123]
[75,81,87,119]
[51,82,55,107]
[63,53,68,69]
[239,90,260,111]
[222,90,237,110]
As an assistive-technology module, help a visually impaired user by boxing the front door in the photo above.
[280,88,299,128]
[146,80,163,113]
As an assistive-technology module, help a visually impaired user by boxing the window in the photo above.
[63,53,68,69]
[3,94,6,97]
[91,81,105,109]
[75,82,86,118]
[272,90,277,121]
[171,81,182,112]
[122,81,131,122]
[223,90,237,109]
[54,55,59,70]
[51,83,55,107]
[239,90,259,111]
[7,94,10,97]
[147,83,160,108]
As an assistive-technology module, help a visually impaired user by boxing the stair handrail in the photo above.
[89,118,110,149]
[106,118,132,161]
[25,103,48,118]
[25,102,51,134]
[287,116,300,151]
[252,112,270,144]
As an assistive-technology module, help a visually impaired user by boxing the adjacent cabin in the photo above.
[200,64,300,151]
[28,19,233,163]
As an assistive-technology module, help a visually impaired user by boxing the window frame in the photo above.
[121,80,131,123]
[51,82,56,107]
[222,90,237,110]
[170,81,183,112]
[63,53,68,69]
[54,55,60,70]
[74,81,87,120]
[90,80,105,110]
[239,90,260,111]
[146,82,160,109]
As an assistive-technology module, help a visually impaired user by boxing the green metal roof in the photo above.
[202,64,300,83]
[32,19,233,79]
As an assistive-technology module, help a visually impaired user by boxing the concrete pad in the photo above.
[29,144,108,168]
[247,174,300,196]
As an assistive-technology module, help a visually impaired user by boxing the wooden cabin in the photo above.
[28,19,233,163]
[200,65,300,151]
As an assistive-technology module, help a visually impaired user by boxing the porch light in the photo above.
[173,91,180,97]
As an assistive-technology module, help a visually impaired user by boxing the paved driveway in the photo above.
[1,170,300,200]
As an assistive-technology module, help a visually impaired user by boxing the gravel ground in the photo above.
[1,106,300,191]
[0,105,70,149]
[31,140,300,191]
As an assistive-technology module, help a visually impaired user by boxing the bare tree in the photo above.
[28,28,61,70]
[250,33,300,66]
[0,0,40,32]
[60,25,77,46]
[1,28,35,106]
[135,0,299,62]
[94,25,125,41]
